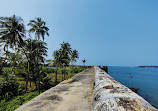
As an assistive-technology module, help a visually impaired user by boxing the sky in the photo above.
[0,0,158,66]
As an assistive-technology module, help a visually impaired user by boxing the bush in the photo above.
[42,67,55,73]
[0,73,19,100]
[42,75,52,89]
[0,91,39,111]
[18,83,25,95]
[71,67,84,73]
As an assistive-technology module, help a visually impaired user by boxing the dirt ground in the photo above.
[15,68,94,111]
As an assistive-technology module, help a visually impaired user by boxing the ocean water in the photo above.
[108,66,158,109]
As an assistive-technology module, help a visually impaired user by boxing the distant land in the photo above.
[138,66,158,68]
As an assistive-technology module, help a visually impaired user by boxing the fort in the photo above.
[16,66,157,111]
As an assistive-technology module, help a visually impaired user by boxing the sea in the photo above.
[108,66,158,109]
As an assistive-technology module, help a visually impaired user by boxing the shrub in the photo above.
[42,67,55,73]
[42,75,52,89]
[72,67,84,73]
[0,73,19,100]
[0,91,39,111]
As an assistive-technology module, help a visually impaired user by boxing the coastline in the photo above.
[138,66,158,68]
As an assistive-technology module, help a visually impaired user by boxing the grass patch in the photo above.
[0,91,39,111]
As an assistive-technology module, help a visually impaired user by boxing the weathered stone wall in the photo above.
[92,66,157,111]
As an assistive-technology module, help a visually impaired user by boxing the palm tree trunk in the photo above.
[18,42,30,92]
[30,80,31,87]
[14,65,15,75]
[64,66,66,80]
[25,61,30,92]
[62,72,63,81]
[25,72,28,92]
[12,66,14,75]
[38,79,40,94]
[35,81,37,89]
[55,68,58,84]
[61,67,63,81]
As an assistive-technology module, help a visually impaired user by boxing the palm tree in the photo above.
[82,59,86,66]
[60,42,72,66]
[71,50,79,65]
[0,15,30,91]
[0,15,25,51]
[53,42,72,81]
[28,17,49,93]
[28,18,49,40]
[53,50,62,67]
[53,50,62,83]
[23,39,47,89]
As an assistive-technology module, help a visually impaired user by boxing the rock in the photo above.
[129,87,139,93]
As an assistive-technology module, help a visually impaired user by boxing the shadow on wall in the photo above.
[99,66,108,73]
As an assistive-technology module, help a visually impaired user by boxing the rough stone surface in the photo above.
[92,66,157,111]
[15,68,94,111]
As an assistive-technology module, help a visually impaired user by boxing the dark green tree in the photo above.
[23,39,47,89]
[28,18,49,40]
[0,73,19,100]
[0,15,25,51]
[28,17,49,94]
[71,50,79,65]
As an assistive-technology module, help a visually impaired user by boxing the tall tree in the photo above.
[23,39,47,89]
[0,15,25,51]
[60,42,72,66]
[71,50,79,65]
[0,15,29,91]
[28,18,49,40]
[53,50,64,82]
[28,17,49,93]
[53,42,72,81]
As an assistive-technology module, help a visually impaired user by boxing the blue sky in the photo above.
[0,0,158,66]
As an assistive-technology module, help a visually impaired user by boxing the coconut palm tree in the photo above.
[53,50,62,83]
[60,42,72,66]
[0,15,30,91]
[28,18,49,40]
[53,42,72,81]
[23,39,47,89]
[0,15,25,51]
[28,18,49,93]
[71,50,79,65]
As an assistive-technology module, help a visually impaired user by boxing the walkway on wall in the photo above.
[15,68,94,111]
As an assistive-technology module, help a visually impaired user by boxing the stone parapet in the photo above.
[92,66,157,111]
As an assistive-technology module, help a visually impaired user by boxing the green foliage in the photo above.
[0,14,85,111]
[71,50,79,64]
[42,67,56,73]
[71,66,85,73]
[0,15,25,51]
[53,42,72,67]
[18,83,25,95]
[2,67,22,75]
[0,57,3,74]
[0,73,19,100]
[0,91,39,111]
[41,75,52,89]
[2,67,12,74]
[28,18,49,40]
